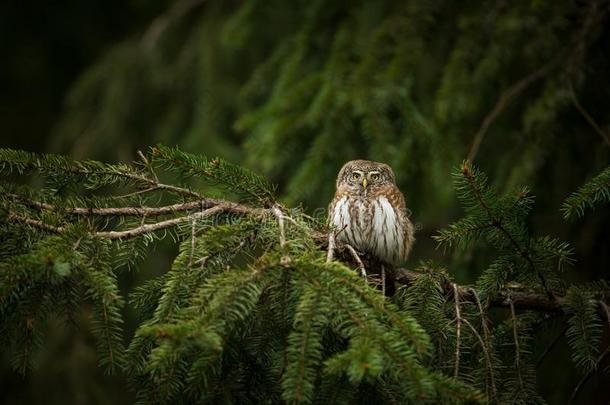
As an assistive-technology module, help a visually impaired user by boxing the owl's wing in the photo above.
[402,211,415,258]
[390,189,415,259]
[328,195,338,225]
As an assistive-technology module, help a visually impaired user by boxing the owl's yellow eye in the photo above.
[351,172,361,181]
[370,173,380,181]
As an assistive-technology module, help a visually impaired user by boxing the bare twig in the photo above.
[7,213,65,234]
[462,318,497,401]
[188,218,197,267]
[568,346,610,405]
[569,82,610,147]
[9,193,229,217]
[271,205,286,249]
[326,231,336,263]
[142,0,208,50]
[272,204,291,265]
[137,150,159,182]
[97,206,224,240]
[601,301,610,327]
[467,57,559,161]
[471,288,497,400]
[536,324,569,368]
[567,1,610,148]
[509,298,524,391]
[344,244,366,278]
[8,201,266,241]
[100,169,203,199]
[115,187,159,199]
[453,283,462,379]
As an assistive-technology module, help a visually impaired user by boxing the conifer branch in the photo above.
[461,163,554,299]
[395,268,563,312]
[102,170,203,199]
[562,165,610,219]
[6,199,586,315]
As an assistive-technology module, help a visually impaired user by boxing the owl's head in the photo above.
[335,160,396,195]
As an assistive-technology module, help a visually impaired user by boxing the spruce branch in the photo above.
[7,196,595,316]
[395,268,560,312]
[460,161,553,299]
[106,169,203,199]
[562,165,610,219]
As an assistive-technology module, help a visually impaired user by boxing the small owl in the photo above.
[328,160,414,266]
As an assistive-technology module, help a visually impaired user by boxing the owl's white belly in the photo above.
[330,196,406,265]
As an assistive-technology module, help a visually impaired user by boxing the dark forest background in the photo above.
[1,0,609,403]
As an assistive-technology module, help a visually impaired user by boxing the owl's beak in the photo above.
[361,178,368,190]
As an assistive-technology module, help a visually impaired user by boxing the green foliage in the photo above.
[562,165,610,219]
[0,230,125,374]
[3,0,610,401]
[282,286,328,403]
[436,161,570,301]
[563,286,605,372]
[45,0,610,226]
[1,149,609,403]
[151,145,276,206]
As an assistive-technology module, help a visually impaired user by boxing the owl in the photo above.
[328,160,414,266]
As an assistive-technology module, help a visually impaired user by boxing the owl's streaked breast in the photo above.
[330,195,407,265]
